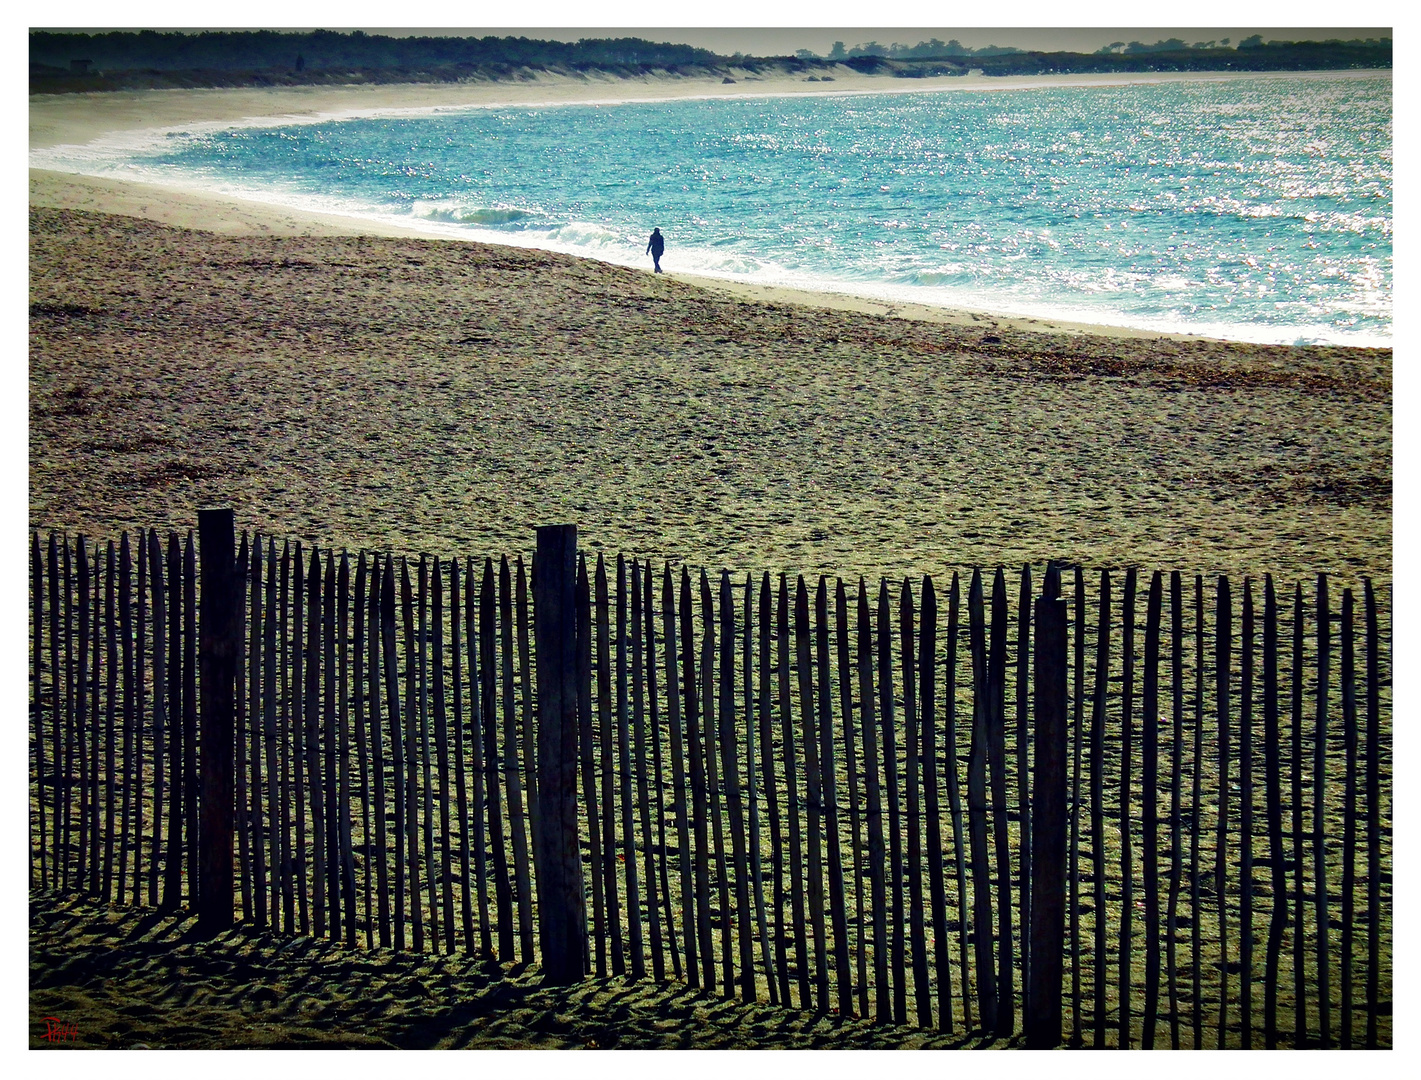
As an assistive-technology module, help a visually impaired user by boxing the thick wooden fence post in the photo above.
[533,524,586,983]
[198,508,239,936]
[1026,595,1068,1048]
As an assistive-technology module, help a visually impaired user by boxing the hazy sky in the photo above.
[39,0,1397,60]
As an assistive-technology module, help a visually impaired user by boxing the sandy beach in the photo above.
[28,74,1394,584]
[26,72,1393,1051]
[30,68,1360,341]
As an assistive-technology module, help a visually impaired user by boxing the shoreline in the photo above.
[29,68,1389,346]
[29,204,1391,585]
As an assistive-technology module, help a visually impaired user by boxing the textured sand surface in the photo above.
[29,893,1007,1049]
[29,207,1390,587]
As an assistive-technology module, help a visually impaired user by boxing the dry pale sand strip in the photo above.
[29,205,1390,587]
[30,68,1314,151]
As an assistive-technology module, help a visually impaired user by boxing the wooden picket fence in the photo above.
[27,523,1392,1048]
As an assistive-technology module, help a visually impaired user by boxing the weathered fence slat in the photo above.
[274,543,291,931]
[131,533,146,904]
[901,579,930,1027]
[32,535,45,889]
[1025,593,1068,1049]
[432,559,455,954]
[338,553,357,945]
[573,555,597,970]
[469,558,491,957]
[834,580,865,1018]
[621,557,646,980]
[720,570,753,998]
[1340,588,1357,1048]
[481,558,512,961]
[379,558,404,949]
[353,553,372,948]
[531,524,587,983]
[291,542,310,935]
[762,572,787,1005]
[119,534,135,906]
[1118,567,1137,1048]
[921,576,951,1033]
[516,558,539,876]
[877,578,907,1026]
[183,534,197,908]
[402,560,427,951]
[1070,567,1086,1044]
[323,552,340,941]
[277,544,295,931]
[1289,582,1306,1044]
[594,555,624,975]
[89,538,103,899]
[967,569,998,1033]
[502,557,536,963]
[1213,575,1231,1047]
[77,538,93,896]
[1167,571,1185,1049]
[988,570,1013,1038]
[1141,571,1163,1048]
[369,555,391,949]
[307,549,327,939]
[794,575,826,1012]
[233,534,249,923]
[59,535,76,894]
[451,559,473,954]
[1364,579,1381,1050]
[780,573,807,1009]
[857,578,889,1024]
[683,567,714,992]
[747,573,775,1001]
[1015,566,1032,1011]
[647,562,682,981]
[701,571,733,998]
[633,561,665,981]
[194,514,235,934]
[1262,576,1285,1048]
[1089,569,1111,1047]
[663,564,696,987]
[248,539,266,929]
[1241,580,1256,1047]
[593,559,622,971]
[417,559,438,951]
[942,573,970,1033]
[816,577,851,1016]
[1191,575,1205,1049]
[1314,574,1332,1048]
[103,539,117,903]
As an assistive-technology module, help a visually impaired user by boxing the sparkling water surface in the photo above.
[36,72,1391,345]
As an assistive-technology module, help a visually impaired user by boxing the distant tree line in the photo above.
[29,29,719,78]
[961,38,1391,76]
[29,29,1391,94]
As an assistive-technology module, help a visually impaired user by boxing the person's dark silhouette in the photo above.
[646,228,665,273]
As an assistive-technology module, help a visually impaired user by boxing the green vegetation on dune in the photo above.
[28,30,1392,95]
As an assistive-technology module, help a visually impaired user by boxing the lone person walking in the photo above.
[646,227,665,273]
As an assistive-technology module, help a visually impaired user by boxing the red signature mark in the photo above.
[42,1017,78,1044]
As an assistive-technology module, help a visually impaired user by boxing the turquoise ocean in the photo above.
[32,71,1392,346]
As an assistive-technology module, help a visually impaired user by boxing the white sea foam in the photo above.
[30,72,1392,348]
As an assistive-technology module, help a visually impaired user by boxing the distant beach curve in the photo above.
[30,68,1391,345]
